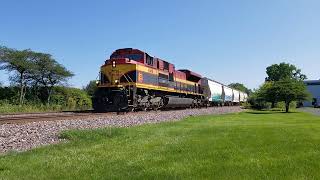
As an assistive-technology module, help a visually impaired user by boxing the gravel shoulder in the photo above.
[0,107,243,154]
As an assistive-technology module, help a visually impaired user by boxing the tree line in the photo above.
[0,46,92,112]
[228,83,252,95]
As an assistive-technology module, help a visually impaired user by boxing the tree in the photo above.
[257,81,279,108]
[32,53,74,105]
[264,62,308,108]
[0,46,36,104]
[228,83,252,95]
[83,80,98,96]
[268,79,310,112]
[265,62,307,82]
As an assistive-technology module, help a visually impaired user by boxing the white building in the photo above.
[303,80,320,107]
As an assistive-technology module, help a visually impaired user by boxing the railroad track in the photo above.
[0,112,111,125]
[0,107,226,125]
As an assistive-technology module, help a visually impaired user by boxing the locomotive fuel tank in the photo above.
[162,96,195,108]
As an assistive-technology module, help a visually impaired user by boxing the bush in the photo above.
[0,86,92,113]
[274,101,297,111]
[51,86,92,110]
[83,80,98,97]
[247,93,271,110]
[0,86,19,104]
[247,91,298,111]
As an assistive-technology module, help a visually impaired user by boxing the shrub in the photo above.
[247,93,271,110]
[0,86,92,113]
[274,101,297,111]
[52,86,92,110]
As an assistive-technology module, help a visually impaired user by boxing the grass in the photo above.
[0,103,61,114]
[1,111,320,179]
[0,103,90,114]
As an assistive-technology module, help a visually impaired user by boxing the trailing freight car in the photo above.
[232,90,240,105]
[223,85,234,106]
[240,92,246,102]
[201,78,247,107]
[201,78,224,106]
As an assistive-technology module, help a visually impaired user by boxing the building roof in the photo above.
[304,80,320,85]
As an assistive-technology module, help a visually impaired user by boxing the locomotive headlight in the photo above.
[112,61,116,68]
[114,80,119,84]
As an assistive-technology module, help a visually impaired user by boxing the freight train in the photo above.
[93,48,248,112]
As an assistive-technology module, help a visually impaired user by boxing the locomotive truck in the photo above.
[93,48,247,112]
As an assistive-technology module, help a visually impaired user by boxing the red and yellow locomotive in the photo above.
[93,48,206,112]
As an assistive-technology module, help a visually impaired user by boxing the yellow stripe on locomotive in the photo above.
[99,63,201,95]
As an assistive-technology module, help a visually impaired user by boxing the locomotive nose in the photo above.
[110,70,120,85]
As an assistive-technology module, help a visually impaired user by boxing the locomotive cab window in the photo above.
[111,54,143,61]
[163,61,169,71]
[146,54,154,66]
[169,73,174,82]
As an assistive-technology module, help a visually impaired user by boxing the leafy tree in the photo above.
[262,79,310,112]
[265,62,307,82]
[0,46,36,104]
[31,53,74,105]
[263,62,309,109]
[228,83,252,95]
[257,81,278,108]
[83,80,98,96]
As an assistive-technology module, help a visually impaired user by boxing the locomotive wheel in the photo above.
[126,107,135,112]
[152,106,159,111]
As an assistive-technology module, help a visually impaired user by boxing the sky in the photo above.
[1,0,319,89]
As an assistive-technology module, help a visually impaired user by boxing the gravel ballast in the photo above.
[0,107,243,154]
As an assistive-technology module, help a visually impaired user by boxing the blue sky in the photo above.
[1,0,319,89]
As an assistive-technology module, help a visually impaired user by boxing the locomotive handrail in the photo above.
[119,72,134,98]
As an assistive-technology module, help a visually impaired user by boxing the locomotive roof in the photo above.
[113,48,144,53]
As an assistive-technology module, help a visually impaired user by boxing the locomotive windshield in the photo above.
[110,54,143,61]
